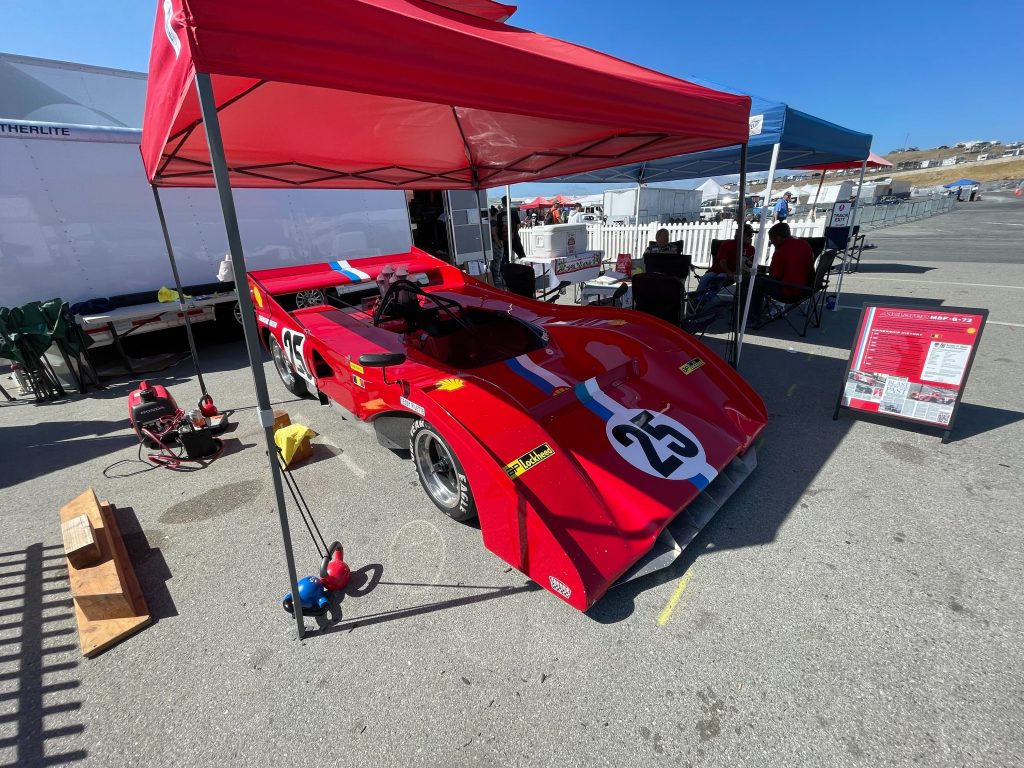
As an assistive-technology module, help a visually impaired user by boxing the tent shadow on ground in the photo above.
[853,263,936,275]
[744,291,950,352]
[0,543,88,767]
[589,340,855,623]
[114,506,178,623]
[0,419,137,489]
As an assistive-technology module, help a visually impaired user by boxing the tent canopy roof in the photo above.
[544,88,871,185]
[944,178,980,188]
[143,0,750,190]
[795,150,892,172]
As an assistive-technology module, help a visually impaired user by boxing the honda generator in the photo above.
[128,381,181,448]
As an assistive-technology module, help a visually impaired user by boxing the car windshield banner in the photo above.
[834,304,988,441]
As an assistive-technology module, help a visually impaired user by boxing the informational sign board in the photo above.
[830,200,852,229]
[834,304,988,442]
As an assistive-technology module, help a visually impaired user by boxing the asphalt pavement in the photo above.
[1,194,1022,767]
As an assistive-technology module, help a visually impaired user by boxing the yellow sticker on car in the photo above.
[350,361,364,374]
[435,377,466,392]
[252,285,263,308]
[680,357,705,375]
[503,443,555,479]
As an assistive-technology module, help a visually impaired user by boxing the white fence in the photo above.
[518,195,956,267]
[521,218,824,267]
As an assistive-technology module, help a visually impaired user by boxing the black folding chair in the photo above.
[644,250,693,282]
[591,282,629,308]
[754,250,840,337]
[632,273,717,337]
[799,236,827,261]
[500,263,536,298]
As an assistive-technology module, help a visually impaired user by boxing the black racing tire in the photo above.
[410,419,476,522]
[269,334,309,397]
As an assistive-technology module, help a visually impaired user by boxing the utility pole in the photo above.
[903,132,910,152]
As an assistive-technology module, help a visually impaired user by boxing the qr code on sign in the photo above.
[938,411,950,424]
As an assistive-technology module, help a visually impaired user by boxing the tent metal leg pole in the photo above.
[633,182,642,259]
[195,72,306,640]
[834,158,867,304]
[505,185,513,265]
[152,186,208,399]
[728,143,748,368]
[737,141,780,367]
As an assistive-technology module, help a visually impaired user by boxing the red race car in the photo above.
[248,249,767,611]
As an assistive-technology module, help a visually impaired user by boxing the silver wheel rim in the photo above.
[414,431,459,509]
[296,289,325,309]
[271,339,296,389]
[233,302,243,324]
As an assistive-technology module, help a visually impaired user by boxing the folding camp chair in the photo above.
[501,263,568,303]
[644,250,693,284]
[632,273,717,337]
[591,282,629,308]
[753,249,840,337]
[500,263,537,298]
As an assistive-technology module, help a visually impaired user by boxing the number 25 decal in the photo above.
[606,408,716,486]
[281,328,316,386]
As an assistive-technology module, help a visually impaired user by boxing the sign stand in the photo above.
[833,304,988,443]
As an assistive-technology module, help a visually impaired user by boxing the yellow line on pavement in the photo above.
[657,569,695,626]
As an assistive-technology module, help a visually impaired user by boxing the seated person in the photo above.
[644,228,681,256]
[746,222,815,322]
[697,224,754,294]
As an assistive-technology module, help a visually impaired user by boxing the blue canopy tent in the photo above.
[944,179,979,188]
[543,87,872,365]
[547,91,871,186]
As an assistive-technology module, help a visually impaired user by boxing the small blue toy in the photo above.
[282,576,329,616]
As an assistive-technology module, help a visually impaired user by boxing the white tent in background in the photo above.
[697,178,724,201]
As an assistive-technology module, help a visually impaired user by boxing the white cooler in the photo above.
[528,223,588,258]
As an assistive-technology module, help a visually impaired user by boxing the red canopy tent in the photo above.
[142,0,751,636]
[519,196,552,210]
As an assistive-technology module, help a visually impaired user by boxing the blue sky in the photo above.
[4,1,1022,197]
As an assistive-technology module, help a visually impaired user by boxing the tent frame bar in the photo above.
[194,71,307,639]
[736,141,781,366]
[151,185,208,399]
[726,143,748,367]
[833,157,868,303]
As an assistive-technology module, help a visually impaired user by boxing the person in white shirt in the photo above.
[567,203,585,224]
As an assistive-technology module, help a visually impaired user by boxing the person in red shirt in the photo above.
[745,222,816,322]
[697,223,754,294]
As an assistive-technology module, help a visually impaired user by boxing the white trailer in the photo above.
[0,53,411,344]
[602,187,701,225]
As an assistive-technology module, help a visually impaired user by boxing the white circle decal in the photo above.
[605,408,716,483]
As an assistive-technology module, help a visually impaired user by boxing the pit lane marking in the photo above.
[657,569,695,626]
[340,453,366,479]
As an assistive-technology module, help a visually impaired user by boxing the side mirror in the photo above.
[358,353,406,368]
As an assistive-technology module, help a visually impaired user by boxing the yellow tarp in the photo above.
[274,424,317,468]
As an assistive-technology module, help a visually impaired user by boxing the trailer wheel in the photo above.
[269,335,309,397]
[410,420,475,522]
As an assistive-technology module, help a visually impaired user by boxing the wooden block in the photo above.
[290,435,313,465]
[74,503,151,658]
[60,490,132,620]
[60,490,151,657]
[272,409,291,432]
[61,513,101,568]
